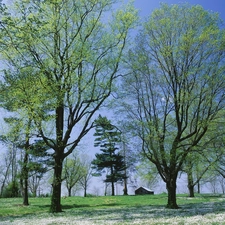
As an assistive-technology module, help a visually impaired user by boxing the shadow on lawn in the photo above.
[62,203,124,209]
[1,200,225,223]
[62,200,225,223]
[0,204,51,222]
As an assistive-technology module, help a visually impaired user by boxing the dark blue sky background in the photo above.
[134,0,225,21]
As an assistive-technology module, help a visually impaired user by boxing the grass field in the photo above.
[0,194,225,224]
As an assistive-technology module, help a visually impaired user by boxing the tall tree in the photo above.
[121,3,225,208]
[0,0,137,212]
[92,115,127,196]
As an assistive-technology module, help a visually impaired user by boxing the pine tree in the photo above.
[92,115,127,196]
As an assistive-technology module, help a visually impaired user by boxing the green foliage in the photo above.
[2,181,20,198]
[136,158,160,188]
[27,140,53,174]
[94,115,121,149]
[0,0,137,212]
[92,115,127,185]
[120,3,225,208]
[62,152,87,196]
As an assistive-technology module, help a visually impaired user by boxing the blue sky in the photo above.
[134,0,225,21]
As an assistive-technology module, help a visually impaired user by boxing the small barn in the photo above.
[135,186,154,195]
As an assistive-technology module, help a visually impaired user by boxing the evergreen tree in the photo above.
[92,115,127,196]
[27,140,53,197]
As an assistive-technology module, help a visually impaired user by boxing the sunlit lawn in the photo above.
[0,194,225,224]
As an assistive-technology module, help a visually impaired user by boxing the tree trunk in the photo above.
[123,178,128,195]
[110,163,115,196]
[197,181,200,194]
[22,146,29,205]
[111,181,115,196]
[50,154,63,213]
[68,187,72,197]
[187,170,195,197]
[188,184,195,198]
[123,143,128,196]
[166,178,178,209]
[104,183,107,196]
[23,172,29,205]
[84,183,87,197]
[50,104,64,213]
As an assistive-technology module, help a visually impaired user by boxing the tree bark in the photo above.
[23,169,29,205]
[123,178,128,195]
[197,181,200,194]
[84,183,87,197]
[22,139,29,206]
[68,187,72,197]
[110,163,115,196]
[187,170,195,197]
[188,184,195,198]
[111,181,115,196]
[50,103,64,213]
[166,178,179,209]
[50,154,63,213]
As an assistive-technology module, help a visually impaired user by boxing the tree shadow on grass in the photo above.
[62,200,225,223]
[62,204,91,209]
[0,204,51,222]
[1,200,225,224]
[62,203,125,210]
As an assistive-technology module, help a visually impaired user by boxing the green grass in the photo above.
[0,194,165,217]
[0,194,225,224]
[0,193,222,216]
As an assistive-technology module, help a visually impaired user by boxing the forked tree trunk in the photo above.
[50,154,63,213]
[166,178,179,209]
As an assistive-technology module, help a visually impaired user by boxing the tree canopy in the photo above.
[0,0,137,212]
[92,115,127,196]
[0,0,225,211]
[120,3,225,208]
